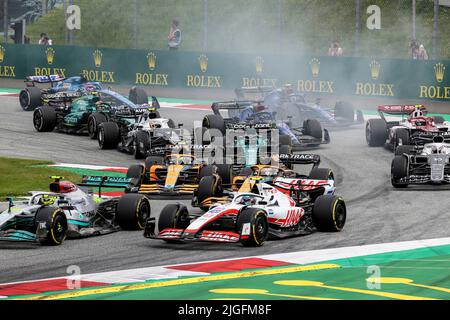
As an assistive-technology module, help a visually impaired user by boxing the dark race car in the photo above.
[202,101,330,151]
[366,105,450,151]
[235,86,364,129]
[32,89,159,137]
[19,75,103,111]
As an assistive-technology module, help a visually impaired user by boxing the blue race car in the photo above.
[202,101,330,151]
[19,74,103,111]
[235,86,364,130]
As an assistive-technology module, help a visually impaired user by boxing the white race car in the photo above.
[144,177,346,247]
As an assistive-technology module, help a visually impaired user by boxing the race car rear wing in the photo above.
[79,176,131,197]
[25,75,66,87]
[279,154,321,166]
[235,86,275,100]
[211,101,255,116]
[377,105,427,115]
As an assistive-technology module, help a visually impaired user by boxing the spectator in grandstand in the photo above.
[167,19,182,50]
[328,41,343,57]
[39,33,52,45]
[410,39,419,59]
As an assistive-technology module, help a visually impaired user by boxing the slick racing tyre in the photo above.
[116,194,151,230]
[303,119,323,140]
[125,164,145,192]
[196,176,223,211]
[434,116,445,124]
[203,114,226,135]
[35,207,68,246]
[158,204,191,242]
[129,87,148,105]
[19,86,42,111]
[309,168,334,181]
[391,156,409,188]
[334,101,355,121]
[366,119,387,147]
[88,113,107,139]
[279,135,293,148]
[98,122,120,149]
[145,156,165,170]
[168,118,176,128]
[199,165,216,179]
[236,208,268,247]
[393,128,410,151]
[149,110,161,119]
[134,131,150,159]
[395,145,415,156]
[312,195,346,232]
[215,164,233,185]
[33,106,57,132]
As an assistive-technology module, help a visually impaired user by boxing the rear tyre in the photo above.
[129,87,148,105]
[20,87,42,111]
[391,156,409,188]
[35,207,68,245]
[33,106,57,132]
[158,204,191,242]
[134,131,150,159]
[309,168,334,181]
[236,208,268,247]
[434,116,445,124]
[312,195,346,232]
[116,194,151,230]
[215,164,233,185]
[366,119,387,147]
[334,101,355,121]
[203,115,226,135]
[303,119,323,140]
[196,176,223,211]
[199,165,216,179]
[88,113,107,139]
[98,122,120,149]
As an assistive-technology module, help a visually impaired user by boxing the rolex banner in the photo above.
[1,43,450,101]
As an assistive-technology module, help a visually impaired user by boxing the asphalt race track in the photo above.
[1,95,449,284]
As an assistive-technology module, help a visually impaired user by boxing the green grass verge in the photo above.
[0,157,82,199]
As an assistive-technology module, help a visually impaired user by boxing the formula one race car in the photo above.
[0,176,150,245]
[366,105,450,151]
[202,101,330,151]
[192,153,333,210]
[144,165,345,247]
[98,109,179,159]
[33,89,158,137]
[391,139,450,188]
[19,75,102,111]
[235,86,364,129]
[125,151,232,199]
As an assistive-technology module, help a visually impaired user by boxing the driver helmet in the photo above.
[282,84,294,95]
[411,106,424,118]
[240,195,256,206]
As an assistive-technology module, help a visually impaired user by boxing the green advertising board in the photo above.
[1,43,449,101]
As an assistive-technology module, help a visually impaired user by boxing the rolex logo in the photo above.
[310,58,320,78]
[93,49,103,68]
[434,63,445,83]
[199,54,208,73]
[256,56,264,74]
[46,47,55,65]
[370,60,381,80]
[147,52,157,71]
[0,45,5,63]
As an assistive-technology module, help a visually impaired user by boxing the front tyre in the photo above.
[366,119,387,147]
[88,113,107,139]
[98,122,120,149]
[158,204,191,243]
[303,119,323,140]
[35,207,68,245]
[391,156,409,188]
[33,106,57,132]
[236,208,268,247]
[116,194,151,230]
[313,195,346,232]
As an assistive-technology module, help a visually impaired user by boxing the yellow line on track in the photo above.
[19,264,340,300]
